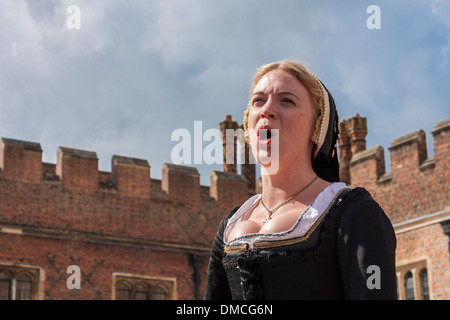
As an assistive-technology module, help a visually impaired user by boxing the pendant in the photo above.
[262,216,272,224]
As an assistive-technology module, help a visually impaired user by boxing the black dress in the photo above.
[204,187,397,300]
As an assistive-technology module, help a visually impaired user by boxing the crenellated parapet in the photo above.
[389,129,428,172]
[112,155,151,198]
[210,170,249,208]
[349,145,386,185]
[338,116,450,187]
[431,118,450,172]
[0,137,253,209]
[0,138,43,184]
[338,116,450,223]
[161,162,201,204]
[56,146,99,191]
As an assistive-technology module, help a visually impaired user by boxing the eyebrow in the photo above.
[251,91,300,99]
[279,91,299,99]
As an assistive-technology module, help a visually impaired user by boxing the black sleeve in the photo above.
[337,188,398,300]
[204,207,239,300]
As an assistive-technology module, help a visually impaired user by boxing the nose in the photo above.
[259,97,278,119]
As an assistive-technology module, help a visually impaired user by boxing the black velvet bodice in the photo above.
[204,188,397,300]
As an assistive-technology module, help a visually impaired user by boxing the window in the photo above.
[0,266,39,300]
[134,283,150,300]
[115,280,132,300]
[113,273,176,300]
[396,260,430,300]
[404,271,415,300]
[151,285,167,300]
[0,271,11,300]
[419,268,429,300]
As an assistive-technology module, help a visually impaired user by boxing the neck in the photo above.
[260,163,317,207]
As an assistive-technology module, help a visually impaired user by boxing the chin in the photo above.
[256,151,272,165]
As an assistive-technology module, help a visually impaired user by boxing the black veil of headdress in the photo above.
[312,83,340,183]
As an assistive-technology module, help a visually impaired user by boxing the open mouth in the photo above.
[258,126,273,143]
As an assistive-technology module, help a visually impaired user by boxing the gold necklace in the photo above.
[260,175,318,224]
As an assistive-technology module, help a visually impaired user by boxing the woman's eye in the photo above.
[282,98,295,105]
[252,98,264,106]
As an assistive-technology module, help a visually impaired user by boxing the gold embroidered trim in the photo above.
[224,244,248,253]
[223,187,350,253]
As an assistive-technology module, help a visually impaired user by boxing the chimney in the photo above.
[220,115,239,173]
[338,114,368,185]
[219,115,256,192]
[338,120,351,185]
[348,114,368,155]
[240,125,256,192]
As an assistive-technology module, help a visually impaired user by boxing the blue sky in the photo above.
[1,0,449,185]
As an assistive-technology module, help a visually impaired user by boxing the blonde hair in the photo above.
[243,60,325,150]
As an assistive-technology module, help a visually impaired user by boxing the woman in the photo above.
[204,60,397,300]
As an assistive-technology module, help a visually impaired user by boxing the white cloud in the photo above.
[0,0,51,77]
[0,0,449,184]
[430,0,450,66]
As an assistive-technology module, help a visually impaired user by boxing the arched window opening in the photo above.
[404,271,415,300]
[151,286,167,300]
[419,268,429,300]
[0,271,11,300]
[16,274,32,300]
[115,281,132,300]
[134,283,150,300]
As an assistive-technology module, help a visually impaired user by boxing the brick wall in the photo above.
[395,224,449,299]
[339,115,450,300]
[1,114,448,300]
[0,136,254,300]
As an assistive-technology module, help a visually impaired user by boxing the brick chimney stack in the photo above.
[219,115,256,192]
[240,124,256,192]
[220,115,239,173]
[338,120,351,185]
[348,113,368,154]
[338,113,368,185]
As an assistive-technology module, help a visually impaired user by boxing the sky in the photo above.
[1,0,449,186]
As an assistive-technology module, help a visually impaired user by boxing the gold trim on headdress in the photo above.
[308,71,330,158]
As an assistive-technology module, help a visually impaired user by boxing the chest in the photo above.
[227,203,310,242]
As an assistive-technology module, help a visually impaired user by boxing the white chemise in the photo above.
[224,182,347,249]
